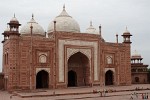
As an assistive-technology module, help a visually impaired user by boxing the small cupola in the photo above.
[122,27,132,44]
[85,21,98,34]
[8,14,21,33]
[131,50,143,64]
[2,14,21,43]
[2,25,10,43]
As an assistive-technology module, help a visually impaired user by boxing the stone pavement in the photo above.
[14,84,150,97]
[1,84,150,100]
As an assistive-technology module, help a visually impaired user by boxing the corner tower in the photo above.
[121,27,132,85]
[2,15,21,90]
[2,14,21,43]
[122,27,132,44]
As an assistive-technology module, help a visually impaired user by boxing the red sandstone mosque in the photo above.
[0,6,149,91]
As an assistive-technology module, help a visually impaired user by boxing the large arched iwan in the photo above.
[67,52,90,87]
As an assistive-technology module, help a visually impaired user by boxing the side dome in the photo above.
[85,21,99,34]
[20,15,45,36]
[47,6,80,33]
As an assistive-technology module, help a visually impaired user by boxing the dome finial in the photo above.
[126,26,128,30]
[90,21,93,26]
[58,4,70,17]
[10,13,19,24]
[32,13,34,19]
[99,24,102,36]
[29,13,36,23]
[14,13,16,18]
[116,33,118,43]
[63,4,65,11]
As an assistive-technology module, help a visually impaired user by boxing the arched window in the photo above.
[107,56,113,64]
[39,54,47,63]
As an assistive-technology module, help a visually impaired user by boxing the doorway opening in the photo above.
[68,52,90,87]
[105,70,113,85]
[68,70,77,87]
[36,70,49,89]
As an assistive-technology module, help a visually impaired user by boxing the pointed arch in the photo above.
[106,56,113,64]
[67,49,91,62]
[36,70,49,89]
[67,52,90,87]
[105,70,114,85]
[39,54,47,63]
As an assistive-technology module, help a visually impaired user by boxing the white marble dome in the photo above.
[47,6,80,33]
[20,15,45,36]
[85,21,99,34]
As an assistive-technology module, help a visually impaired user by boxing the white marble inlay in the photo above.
[105,68,115,73]
[58,39,99,82]
[67,48,91,61]
[36,68,50,74]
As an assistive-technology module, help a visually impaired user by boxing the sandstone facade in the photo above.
[1,7,132,91]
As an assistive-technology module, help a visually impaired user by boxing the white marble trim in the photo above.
[58,39,99,82]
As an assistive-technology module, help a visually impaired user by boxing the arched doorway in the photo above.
[68,52,90,87]
[68,70,77,87]
[135,77,139,83]
[105,70,113,85]
[36,70,49,89]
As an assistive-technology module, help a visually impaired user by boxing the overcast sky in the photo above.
[0,0,150,72]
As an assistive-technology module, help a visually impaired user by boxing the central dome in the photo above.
[47,6,80,33]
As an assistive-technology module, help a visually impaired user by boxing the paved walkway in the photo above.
[14,84,150,97]
[1,84,150,100]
